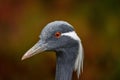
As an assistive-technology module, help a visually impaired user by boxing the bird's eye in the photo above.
[54,32,61,38]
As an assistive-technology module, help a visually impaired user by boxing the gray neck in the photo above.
[55,46,78,80]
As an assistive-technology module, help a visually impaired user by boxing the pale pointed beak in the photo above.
[21,40,47,60]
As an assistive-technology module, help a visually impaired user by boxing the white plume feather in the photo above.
[61,31,84,78]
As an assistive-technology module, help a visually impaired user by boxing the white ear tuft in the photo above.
[61,31,84,78]
[74,41,84,78]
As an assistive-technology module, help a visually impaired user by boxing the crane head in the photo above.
[21,21,83,78]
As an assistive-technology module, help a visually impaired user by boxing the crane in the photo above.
[21,21,84,80]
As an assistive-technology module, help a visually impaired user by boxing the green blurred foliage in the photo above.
[0,0,120,80]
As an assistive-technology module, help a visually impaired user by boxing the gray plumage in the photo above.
[22,21,84,80]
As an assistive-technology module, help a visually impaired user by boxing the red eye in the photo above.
[55,32,61,38]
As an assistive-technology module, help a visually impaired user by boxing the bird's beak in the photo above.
[21,40,47,60]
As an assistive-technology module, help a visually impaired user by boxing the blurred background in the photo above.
[0,0,120,80]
